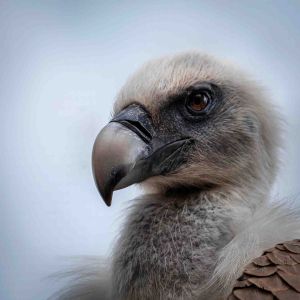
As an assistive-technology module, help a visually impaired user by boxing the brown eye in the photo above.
[186,91,210,113]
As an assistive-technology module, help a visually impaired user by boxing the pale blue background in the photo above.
[1,1,300,299]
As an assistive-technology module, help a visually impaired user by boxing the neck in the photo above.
[111,185,268,300]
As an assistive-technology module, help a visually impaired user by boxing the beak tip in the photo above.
[102,193,112,207]
[96,182,113,207]
[92,173,113,207]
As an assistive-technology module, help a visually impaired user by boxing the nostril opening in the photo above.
[126,120,152,139]
[116,120,152,143]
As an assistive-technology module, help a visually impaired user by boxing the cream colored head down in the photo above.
[114,52,280,201]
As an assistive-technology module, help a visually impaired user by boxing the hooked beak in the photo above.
[92,104,192,206]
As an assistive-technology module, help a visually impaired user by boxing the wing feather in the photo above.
[228,240,300,299]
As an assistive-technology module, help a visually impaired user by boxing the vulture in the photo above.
[56,52,300,300]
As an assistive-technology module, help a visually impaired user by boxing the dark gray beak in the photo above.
[92,104,192,206]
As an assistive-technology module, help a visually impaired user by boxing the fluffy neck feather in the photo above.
[111,186,256,300]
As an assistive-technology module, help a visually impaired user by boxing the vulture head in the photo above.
[92,52,280,207]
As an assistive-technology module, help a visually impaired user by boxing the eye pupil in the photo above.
[187,92,209,112]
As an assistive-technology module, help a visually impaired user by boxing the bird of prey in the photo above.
[56,52,300,300]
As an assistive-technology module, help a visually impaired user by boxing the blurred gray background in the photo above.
[1,1,300,299]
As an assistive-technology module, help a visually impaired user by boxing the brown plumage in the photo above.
[228,240,300,300]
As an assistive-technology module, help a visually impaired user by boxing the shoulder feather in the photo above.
[207,200,300,298]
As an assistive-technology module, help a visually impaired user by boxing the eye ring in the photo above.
[185,90,212,115]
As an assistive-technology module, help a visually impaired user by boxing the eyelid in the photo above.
[187,82,214,93]
[165,82,221,111]
[189,89,212,98]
